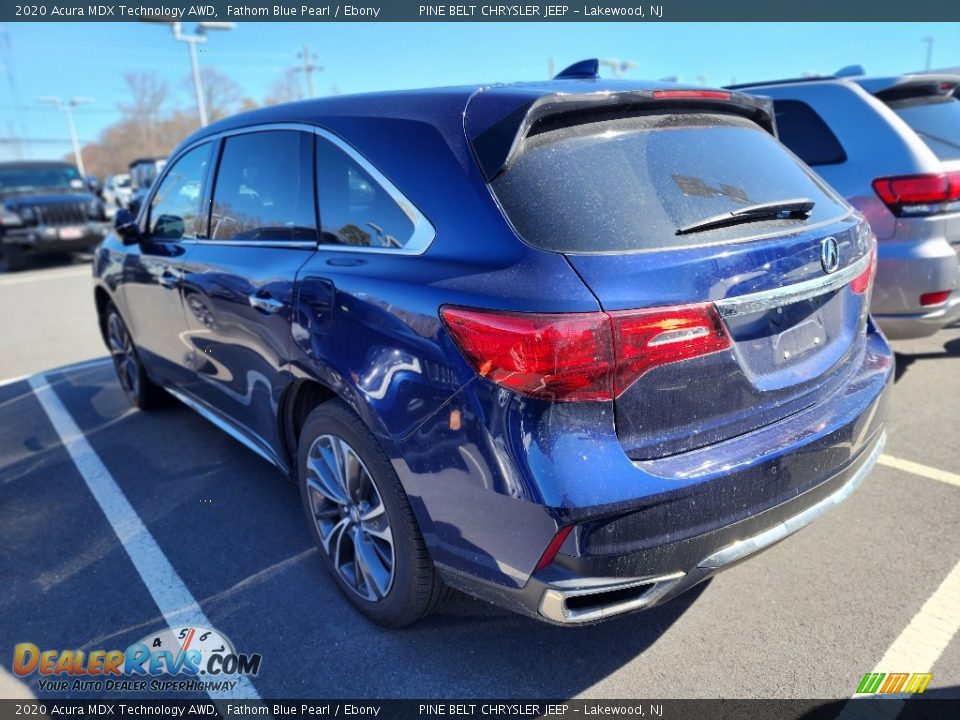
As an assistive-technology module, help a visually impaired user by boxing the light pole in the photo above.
[600,58,638,78]
[922,36,934,72]
[144,21,235,126]
[295,44,323,98]
[37,96,91,175]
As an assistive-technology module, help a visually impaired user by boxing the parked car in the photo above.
[94,61,892,626]
[85,174,103,198]
[0,161,109,271]
[103,173,133,209]
[734,71,960,339]
[127,157,166,214]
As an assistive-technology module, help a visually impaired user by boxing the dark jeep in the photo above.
[0,161,110,271]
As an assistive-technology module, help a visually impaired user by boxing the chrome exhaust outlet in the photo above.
[538,572,685,624]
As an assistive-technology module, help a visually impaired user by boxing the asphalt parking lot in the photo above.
[0,258,958,703]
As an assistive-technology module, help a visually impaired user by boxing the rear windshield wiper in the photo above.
[676,198,816,236]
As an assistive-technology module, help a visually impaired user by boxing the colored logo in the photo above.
[12,626,261,693]
[820,236,840,274]
[856,672,933,695]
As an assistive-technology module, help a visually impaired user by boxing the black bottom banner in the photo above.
[1,699,958,720]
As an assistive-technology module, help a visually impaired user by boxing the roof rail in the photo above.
[554,59,600,80]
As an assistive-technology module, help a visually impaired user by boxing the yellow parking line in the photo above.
[878,454,960,489]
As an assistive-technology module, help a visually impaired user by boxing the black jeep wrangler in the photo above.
[0,161,110,271]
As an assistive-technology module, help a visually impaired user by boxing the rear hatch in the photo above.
[480,95,873,459]
[870,77,960,256]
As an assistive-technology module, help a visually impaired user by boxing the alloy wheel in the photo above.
[107,312,140,399]
[305,434,395,602]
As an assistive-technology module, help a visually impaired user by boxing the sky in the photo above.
[1,21,959,164]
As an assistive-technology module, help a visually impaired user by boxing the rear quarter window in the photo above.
[773,100,847,166]
[886,95,960,162]
[491,112,849,253]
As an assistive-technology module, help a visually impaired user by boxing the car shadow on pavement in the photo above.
[0,252,91,275]
[2,363,712,699]
[894,337,960,383]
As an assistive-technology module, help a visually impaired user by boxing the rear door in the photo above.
[177,128,318,456]
[489,111,872,459]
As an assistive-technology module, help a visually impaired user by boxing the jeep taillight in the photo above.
[872,172,960,216]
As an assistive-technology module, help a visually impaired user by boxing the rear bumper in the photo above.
[874,293,960,340]
[432,327,893,624]
[1,223,109,254]
[439,430,886,624]
[871,236,959,339]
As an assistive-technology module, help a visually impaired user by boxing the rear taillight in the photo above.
[440,303,732,402]
[610,304,731,397]
[872,172,960,216]
[851,247,877,295]
[920,290,951,307]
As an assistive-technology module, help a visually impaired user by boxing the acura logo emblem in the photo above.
[820,237,840,274]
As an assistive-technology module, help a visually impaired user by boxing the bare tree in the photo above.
[264,68,305,106]
[183,66,244,123]
[117,71,171,156]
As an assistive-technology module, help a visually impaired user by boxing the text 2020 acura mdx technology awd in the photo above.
[93,63,893,626]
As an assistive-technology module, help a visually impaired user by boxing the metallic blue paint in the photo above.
[93,78,893,621]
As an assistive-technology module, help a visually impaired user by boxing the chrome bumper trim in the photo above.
[698,431,885,570]
[714,253,871,318]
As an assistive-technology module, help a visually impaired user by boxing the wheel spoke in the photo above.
[341,442,363,502]
[306,460,348,507]
[359,500,385,523]
[353,528,391,600]
[322,515,351,557]
[107,315,127,355]
[319,439,350,500]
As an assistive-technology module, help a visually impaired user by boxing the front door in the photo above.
[115,142,212,388]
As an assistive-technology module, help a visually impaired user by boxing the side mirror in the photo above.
[114,208,142,245]
[128,195,143,216]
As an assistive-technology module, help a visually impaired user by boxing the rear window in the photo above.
[490,112,848,253]
[886,95,960,161]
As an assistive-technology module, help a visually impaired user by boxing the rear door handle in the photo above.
[248,293,285,314]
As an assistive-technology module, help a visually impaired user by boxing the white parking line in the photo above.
[836,558,960,719]
[28,374,262,701]
[879,454,960,489]
[0,357,111,388]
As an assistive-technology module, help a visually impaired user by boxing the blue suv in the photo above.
[94,62,892,626]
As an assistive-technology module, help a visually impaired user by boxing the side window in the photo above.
[210,130,316,242]
[773,100,847,166]
[316,136,416,249]
[148,144,210,240]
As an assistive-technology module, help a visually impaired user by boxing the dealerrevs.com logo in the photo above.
[12,626,262,693]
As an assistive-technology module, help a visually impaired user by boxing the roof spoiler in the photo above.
[467,89,777,181]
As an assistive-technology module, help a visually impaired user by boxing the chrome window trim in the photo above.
[183,122,436,256]
[713,251,872,318]
[181,238,318,250]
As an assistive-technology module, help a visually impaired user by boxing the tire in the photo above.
[298,400,450,627]
[104,303,166,410]
[3,244,29,272]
